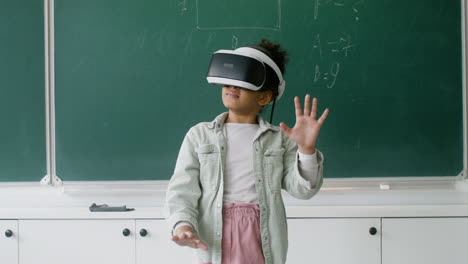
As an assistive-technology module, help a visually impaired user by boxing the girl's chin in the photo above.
[222,99,239,107]
[223,103,240,111]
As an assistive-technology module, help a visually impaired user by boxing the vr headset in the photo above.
[206,46,286,103]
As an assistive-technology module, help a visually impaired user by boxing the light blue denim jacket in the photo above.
[165,112,324,264]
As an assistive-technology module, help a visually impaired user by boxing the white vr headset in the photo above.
[206,46,286,102]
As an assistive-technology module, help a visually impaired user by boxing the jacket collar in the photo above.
[208,112,280,132]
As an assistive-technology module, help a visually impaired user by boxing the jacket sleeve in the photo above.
[281,134,324,200]
[164,128,202,234]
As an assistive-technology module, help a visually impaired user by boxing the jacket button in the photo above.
[217,203,221,208]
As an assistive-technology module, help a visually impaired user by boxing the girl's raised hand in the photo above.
[172,226,209,251]
[280,94,329,154]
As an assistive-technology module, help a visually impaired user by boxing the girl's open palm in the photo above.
[172,229,208,251]
[280,94,329,154]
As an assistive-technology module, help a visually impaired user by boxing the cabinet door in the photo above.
[19,220,135,264]
[0,220,18,264]
[287,218,381,264]
[136,220,194,264]
[382,217,468,264]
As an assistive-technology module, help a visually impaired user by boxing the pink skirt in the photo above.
[198,202,265,264]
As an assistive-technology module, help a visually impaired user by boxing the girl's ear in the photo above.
[258,91,273,106]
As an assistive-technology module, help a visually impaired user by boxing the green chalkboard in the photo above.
[54,0,463,181]
[0,1,46,182]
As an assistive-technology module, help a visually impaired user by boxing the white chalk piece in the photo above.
[380,184,391,190]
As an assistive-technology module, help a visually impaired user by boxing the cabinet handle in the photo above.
[369,227,377,235]
[5,229,13,238]
[140,229,148,237]
[122,228,131,237]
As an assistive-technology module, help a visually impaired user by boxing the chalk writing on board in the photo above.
[232,35,239,49]
[311,0,362,89]
[179,0,188,16]
[313,34,323,59]
[314,62,340,89]
[334,0,345,6]
[314,0,364,21]
[313,33,357,59]
[314,0,320,20]
[327,62,340,88]
[314,65,321,83]
[352,0,364,21]
[327,34,356,57]
[195,0,281,30]
[312,34,353,88]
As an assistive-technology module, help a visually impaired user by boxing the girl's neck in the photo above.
[225,111,258,124]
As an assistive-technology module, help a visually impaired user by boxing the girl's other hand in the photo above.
[172,226,209,251]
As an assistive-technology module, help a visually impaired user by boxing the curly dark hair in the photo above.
[252,39,289,100]
[258,39,289,75]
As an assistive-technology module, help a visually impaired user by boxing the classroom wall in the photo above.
[0,0,467,214]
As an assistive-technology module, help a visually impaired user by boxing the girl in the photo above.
[165,39,329,264]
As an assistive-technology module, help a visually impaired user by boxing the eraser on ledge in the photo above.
[379,184,391,190]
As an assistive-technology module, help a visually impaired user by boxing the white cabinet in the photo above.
[0,220,18,264]
[136,220,193,264]
[287,218,381,264]
[5,217,466,264]
[19,220,135,264]
[17,219,193,264]
[382,217,468,264]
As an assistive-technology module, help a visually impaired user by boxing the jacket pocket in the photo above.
[195,144,220,191]
[263,148,285,192]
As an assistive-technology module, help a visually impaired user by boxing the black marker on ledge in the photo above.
[89,203,135,212]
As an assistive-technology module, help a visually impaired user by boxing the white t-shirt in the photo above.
[223,123,259,203]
